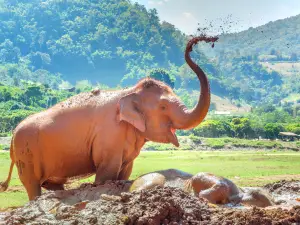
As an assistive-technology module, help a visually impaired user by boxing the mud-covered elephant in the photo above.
[0,36,217,200]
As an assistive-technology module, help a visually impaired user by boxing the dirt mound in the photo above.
[211,206,300,225]
[264,180,300,195]
[1,181,300,225]
[1,183,211,225]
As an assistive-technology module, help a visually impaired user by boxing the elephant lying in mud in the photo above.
[0,36,218,201]
[130,169,276,208]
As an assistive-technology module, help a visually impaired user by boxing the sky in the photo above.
[134,0,300,34]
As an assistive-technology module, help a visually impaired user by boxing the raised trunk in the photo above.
[173,36,218,130]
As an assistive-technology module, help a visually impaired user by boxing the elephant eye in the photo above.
[160,105,167,111]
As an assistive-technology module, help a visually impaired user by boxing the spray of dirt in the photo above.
[193,14,292,50]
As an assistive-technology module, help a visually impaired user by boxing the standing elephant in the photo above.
[0,36,217,201]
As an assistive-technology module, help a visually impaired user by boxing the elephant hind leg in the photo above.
[24,179,41,201]
[16,160,41,201]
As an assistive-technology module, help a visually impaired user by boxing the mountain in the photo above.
[200,14,300,106]
[0,0,230,99]
[0,0,299,107]
[0,0,188,86]
[210,14,300,57]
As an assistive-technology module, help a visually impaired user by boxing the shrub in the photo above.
[264,123,284,139]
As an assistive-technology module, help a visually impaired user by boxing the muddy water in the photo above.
[264,180,300,207]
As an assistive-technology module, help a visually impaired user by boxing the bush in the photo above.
[203,138,226,149]
[264,123,284,139]
[0,144,10,150]
[189,134,202,144]
[193,120,234,138]
[284,123,300,135]
[231,118,254,138]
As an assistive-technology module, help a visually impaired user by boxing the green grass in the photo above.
[1,150,300,209]
[0,144,9,151]
[131,151,300,183]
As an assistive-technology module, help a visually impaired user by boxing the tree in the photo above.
[148,69,175,89]
[193,120,234,138]
[23,85,43,104]
[264,123,284,139]
[231,118,254,139]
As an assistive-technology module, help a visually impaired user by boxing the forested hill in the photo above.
[0,0,299,137]
[0,0,190,86]
[203,14,300,106]
[0,0,299,107]
[210,14,300,57]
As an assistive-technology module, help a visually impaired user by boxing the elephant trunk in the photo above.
[173,36,218,130]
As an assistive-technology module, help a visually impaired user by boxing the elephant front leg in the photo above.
[92,135,124,184]
[94,160,122,185]
[118,162,133,180]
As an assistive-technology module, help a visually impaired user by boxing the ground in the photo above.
[1,180,299,224]
[1,149,300,209]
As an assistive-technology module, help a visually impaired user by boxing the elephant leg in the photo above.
[25,179,41,201]
[16,159,41,201]
[199,183,230,204]
[94,164,121,184]
[93,150,122,185]
[118,162,133,180]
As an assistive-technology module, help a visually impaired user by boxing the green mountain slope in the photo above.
[201,14,300,106]
[213,14,300,57]
[0,0,230,98]
[0,0,299,137]
[0,0,187,85]
[0,0,298,107]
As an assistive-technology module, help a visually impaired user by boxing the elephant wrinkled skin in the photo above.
[0,36,217,201]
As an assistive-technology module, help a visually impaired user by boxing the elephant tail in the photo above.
[0,140,15,192]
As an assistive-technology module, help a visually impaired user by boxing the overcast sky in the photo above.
[134,0,300,34]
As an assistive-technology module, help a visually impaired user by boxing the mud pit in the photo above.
[1,180,300,225]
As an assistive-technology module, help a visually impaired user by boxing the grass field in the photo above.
[1,150,300,209]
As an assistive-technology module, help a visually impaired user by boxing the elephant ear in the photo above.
[118,93,146,132]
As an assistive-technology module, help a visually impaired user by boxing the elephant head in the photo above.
[118,36,218,147]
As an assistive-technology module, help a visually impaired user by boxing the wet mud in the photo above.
[264,180,300,206]
[1,180,299,225]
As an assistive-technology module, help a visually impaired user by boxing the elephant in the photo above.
[130,169,275,208]
[184,172,276,207]
[0,36,218,201]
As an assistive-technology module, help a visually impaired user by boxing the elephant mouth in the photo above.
[169,127,179,147]
[144,126,179,147]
